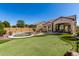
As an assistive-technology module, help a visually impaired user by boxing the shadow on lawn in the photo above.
[0,39,10,44]
[60,35,79,56]
[60,35,77,47]
[61,36,77,41]
[60,35,79,52]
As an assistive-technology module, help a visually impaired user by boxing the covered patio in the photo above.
[54,23,71,33]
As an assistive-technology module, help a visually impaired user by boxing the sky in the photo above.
[0,3,79,25]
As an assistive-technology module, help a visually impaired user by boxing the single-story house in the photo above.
[36,15,77,35]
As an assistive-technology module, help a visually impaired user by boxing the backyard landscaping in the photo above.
[60,34,79,52]
[0,34,73,56]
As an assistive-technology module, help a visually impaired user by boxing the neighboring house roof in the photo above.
[35,21,46,25]
[45,21,53,26]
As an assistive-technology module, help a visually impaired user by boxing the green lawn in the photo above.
[0,39,10,44]
[0,35,72,56]
[60,34,79,52]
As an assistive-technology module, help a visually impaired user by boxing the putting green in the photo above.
[0,35,72,56]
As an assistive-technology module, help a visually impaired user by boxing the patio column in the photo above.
[64,25,68,32]
[58,24,60,31]
[47,26,49,32]
[71,22,76,35]
[53,23,56,32]
[50,24,53,32]
[64,24,66,32]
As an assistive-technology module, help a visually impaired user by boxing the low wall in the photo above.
[4,28,34,34]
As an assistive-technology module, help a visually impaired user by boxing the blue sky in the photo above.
[0,3,79,25]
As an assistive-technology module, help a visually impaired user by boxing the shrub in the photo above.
[77,32,79,36]
[9,31,13,35]
[0,30,6,36]
[0,22,6,36]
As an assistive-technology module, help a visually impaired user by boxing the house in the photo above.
[36,15,77,35]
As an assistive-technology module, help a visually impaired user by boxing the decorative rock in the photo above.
[64,49,79,56]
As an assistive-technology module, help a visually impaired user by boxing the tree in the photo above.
[28,24,36,32]
[28,24,36,28]
[16,20,25,28]
[12,25,17,28]
[3,21,10,27]
[0,22,6,36]
[25,24,28,27]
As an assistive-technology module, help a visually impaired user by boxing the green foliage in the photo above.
[16,20,25,28]
[28,24,36,28]
[0,30,6,36]
[77,26,79,32]
[0,22,4,28]
[25,24,28,27]
[0,22,6,36]
[3,21,10,27]
[32,28,36,32]
[28,24,36,31]
[12,25,16,28]
[77,31,79,36]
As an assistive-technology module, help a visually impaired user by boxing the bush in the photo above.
[77,32,79,36]
[0,22,6,36]
[0,30,6,36]
[9,31,13,35]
